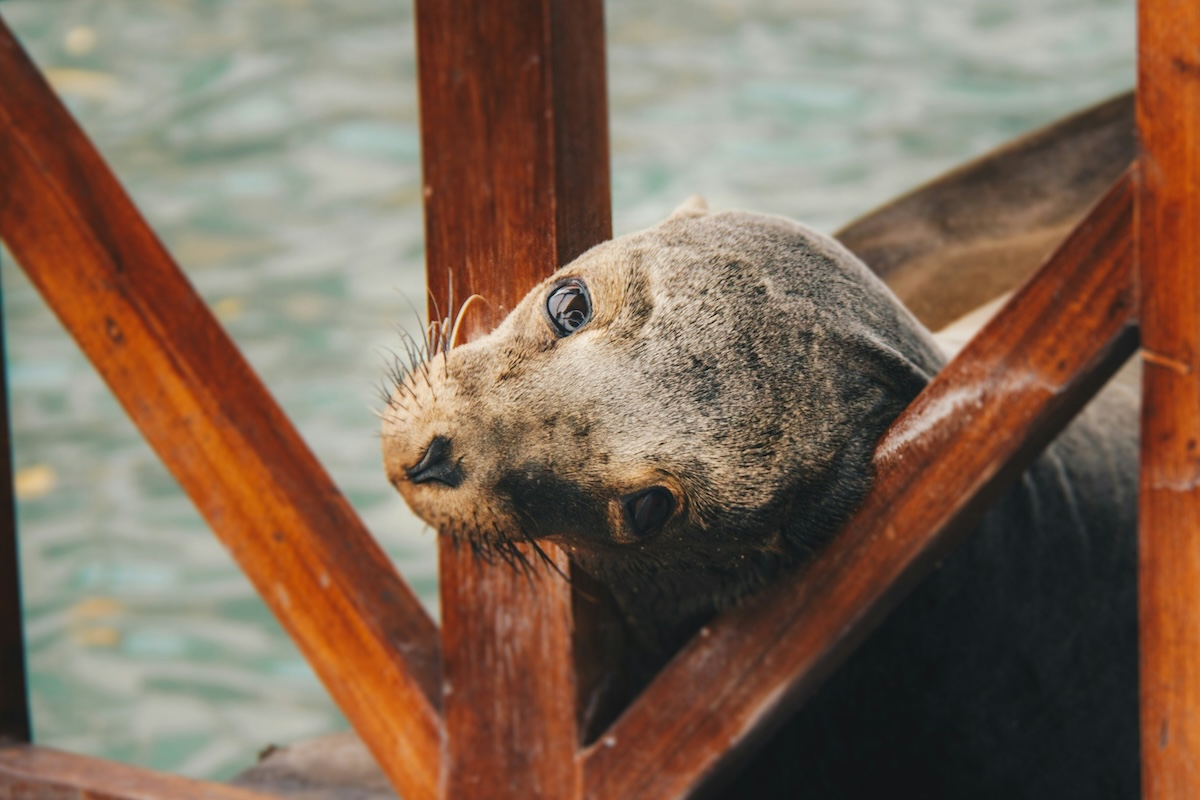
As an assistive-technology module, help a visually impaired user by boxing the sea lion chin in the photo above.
[381,199,939,617]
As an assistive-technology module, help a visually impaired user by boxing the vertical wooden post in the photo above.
[0,278,28,744]
[1138,0,1200,796]
[414,1,610,797]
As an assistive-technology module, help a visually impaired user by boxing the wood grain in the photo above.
[414,0,611,796]
[0,744,278,800]
[0,20,440,799]
[1137,1,1200,796]
[0,288,27,745]
[582,174,1138,799]
[438,544,580,799]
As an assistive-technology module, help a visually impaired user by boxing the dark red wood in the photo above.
[438,545,580,799]
[0,20,440,799]
[0,275,27,745]
[582,174,1137,799]
[1137,0,1200,795]
[0,744,278,800]
[414,0,611,796]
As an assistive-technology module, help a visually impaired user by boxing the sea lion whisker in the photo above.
[440,316,453,356]
[397,332,424,372]
[504,538,539,584]
[372,407,417,429]
[427,287,446,343]
[392,339,417,378]
[378,347,407,386]
[406,309,430,360]
[522,532,572,584]
[378,361,415,401]
[392,318,422,350]
[449,294,488,351]
[425,319,443,359]
[494,539,517,572]
[372,381,394,409]
[387,385,418,410]
[387,364,419,403]
[467,537,491,564]
[377,351,423,410]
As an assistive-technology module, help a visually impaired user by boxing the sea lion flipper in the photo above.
[836,91,1135,331]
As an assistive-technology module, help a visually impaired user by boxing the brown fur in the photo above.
[381,200,1138,798]
[383,201,940,650]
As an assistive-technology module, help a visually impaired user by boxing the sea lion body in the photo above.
[734,393,1138,798]
[381,202,1138,797]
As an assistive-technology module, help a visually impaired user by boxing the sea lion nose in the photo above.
[406,435,464,488]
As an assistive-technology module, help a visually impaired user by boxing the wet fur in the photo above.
[382,203,1138,798]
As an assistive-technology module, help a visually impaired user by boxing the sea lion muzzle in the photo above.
[405,434,463,488]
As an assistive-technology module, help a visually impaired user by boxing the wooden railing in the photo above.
[0,16,440,800]
[1136,1,1200,796]
[0,1,1194,799]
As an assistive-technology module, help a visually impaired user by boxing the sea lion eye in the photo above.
[546,279,592,336]
[623,487,675,537]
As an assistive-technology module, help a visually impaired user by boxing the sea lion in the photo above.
[379,199,1138,798]
[233,93,1139,798]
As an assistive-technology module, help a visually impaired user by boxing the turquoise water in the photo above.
[1,0,1133,782]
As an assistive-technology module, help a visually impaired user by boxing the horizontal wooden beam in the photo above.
[0,744,277,800]
[1137,0,1200,795]
[582,172,1137,798]
[0,20,441,799]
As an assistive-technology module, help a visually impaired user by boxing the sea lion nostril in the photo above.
[623,486,675,537]
[405,435,464,488]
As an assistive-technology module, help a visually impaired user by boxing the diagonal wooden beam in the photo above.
[0,743,277,800]
[0,19,441,799]
[1136,1,1200,796]
[414,0,612,796]
[582,172,1137,799]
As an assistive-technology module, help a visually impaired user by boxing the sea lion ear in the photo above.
[667,195,709,220]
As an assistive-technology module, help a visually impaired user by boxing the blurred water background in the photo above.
[1,0,1133,782]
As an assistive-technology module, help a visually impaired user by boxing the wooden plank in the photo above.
[0,21,441,799]
[0,286,27,745]
[1137,1,1200,796]
[413,0,611,796]
[438,545,580,799]
[0,743,278,800]
[582,173,1137,799]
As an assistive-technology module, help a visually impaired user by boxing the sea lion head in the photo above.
[382,199,942,619]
